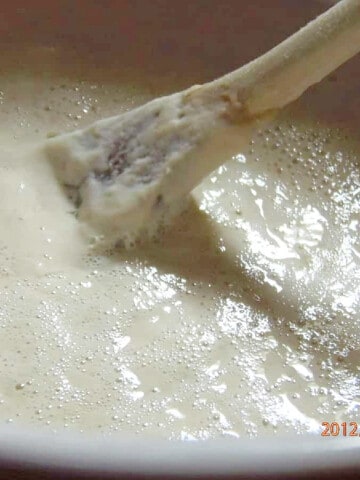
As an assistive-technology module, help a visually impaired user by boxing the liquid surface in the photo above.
[0,34,359,439]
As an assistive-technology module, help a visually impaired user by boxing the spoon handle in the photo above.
[188,0,360,119]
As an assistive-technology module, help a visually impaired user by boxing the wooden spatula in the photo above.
[45,0,360,246]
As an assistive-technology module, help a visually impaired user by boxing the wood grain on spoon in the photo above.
[45,0,360,246]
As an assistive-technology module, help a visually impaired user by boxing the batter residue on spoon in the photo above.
[0,43,359,439]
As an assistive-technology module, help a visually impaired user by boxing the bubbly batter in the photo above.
[0,42,359,440]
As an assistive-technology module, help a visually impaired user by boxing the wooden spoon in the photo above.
[45,0,360,246]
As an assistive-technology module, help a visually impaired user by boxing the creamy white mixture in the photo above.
[0,44,359,440]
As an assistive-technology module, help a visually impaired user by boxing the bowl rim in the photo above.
[0,426,359,476]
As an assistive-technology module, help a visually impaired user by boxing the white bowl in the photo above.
[0,0,359,477]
